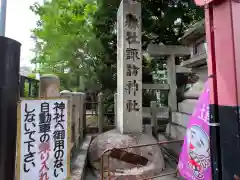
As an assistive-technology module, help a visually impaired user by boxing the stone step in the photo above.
[171,112,191,128]
[165,123,186,141]
[143,107,169,119]
[143,117,169,125]
[70,136,92,180]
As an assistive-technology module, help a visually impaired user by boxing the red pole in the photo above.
[195,0,240,179]
[205,4,222,179]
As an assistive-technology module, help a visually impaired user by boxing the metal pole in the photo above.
[0,37,21,180]
[0,0,7,36]
[205,6,222,179]
[98,92,103,133]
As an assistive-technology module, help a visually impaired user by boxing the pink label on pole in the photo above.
[194,0,216,6]
[178,83,212,180]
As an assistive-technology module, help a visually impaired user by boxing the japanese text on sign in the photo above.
[17,99,70,180]
[124,12,141,112]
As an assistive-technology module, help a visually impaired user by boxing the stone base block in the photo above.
[166,123,186,140]
[143,124,152,135]
[171,112,191,128]
[178,99,198,115]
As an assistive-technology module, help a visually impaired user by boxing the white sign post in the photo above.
[16,99,70,180]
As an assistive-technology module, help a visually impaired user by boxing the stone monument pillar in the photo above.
[88,2,166,178]
[117,0,142,133]
[39,74,60,97]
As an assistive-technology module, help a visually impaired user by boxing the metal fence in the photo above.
[20,75,39,98]
[100,140,183,180]
[84,92,115,133]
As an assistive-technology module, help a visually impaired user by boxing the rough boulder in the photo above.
[88,129,166,179]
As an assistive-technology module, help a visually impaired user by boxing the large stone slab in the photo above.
[171,112,191,128]
[184,65,207,99]
[166,123,186,140]
[143,107,169,119]
[184,80,205,98]
[178,99,197,115]
[176,65,191,74]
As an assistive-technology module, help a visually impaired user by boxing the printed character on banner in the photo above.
[23,103,37,173]
[186,125,211,179]
[53,101,66,178]
[198,103,209,124]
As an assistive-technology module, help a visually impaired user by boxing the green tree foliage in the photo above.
[30,0,102,90]
[93,0,203,71]
[93,0,203,106]
[31,0,204,108]
[24,74,39,97]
